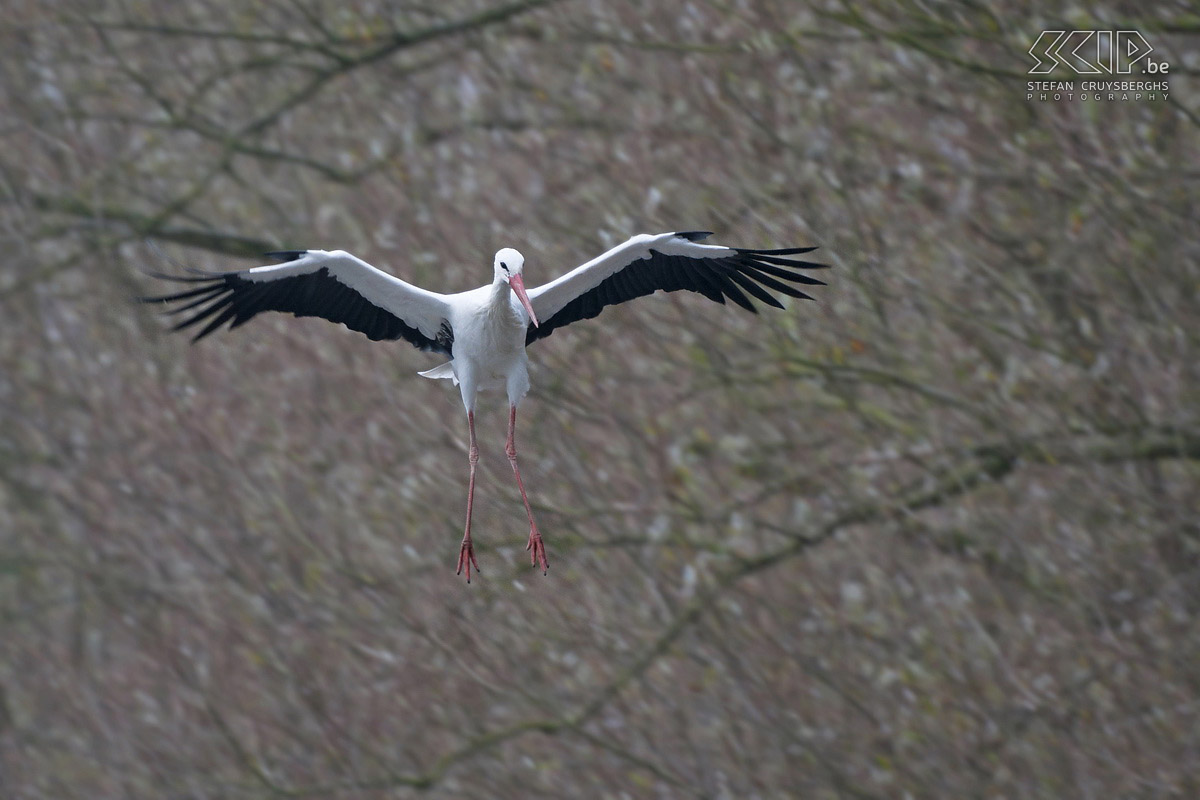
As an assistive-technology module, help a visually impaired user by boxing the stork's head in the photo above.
[495,247,538,327]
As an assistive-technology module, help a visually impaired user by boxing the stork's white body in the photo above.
[144,231,827,582]
[432,274,534,408]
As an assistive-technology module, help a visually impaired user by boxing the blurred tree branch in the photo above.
[2,0,569,272]
[177,423,1198,795]
[26,190,275,256]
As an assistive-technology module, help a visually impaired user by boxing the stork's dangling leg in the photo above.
[506,404,548,574]
[456,410,481,582]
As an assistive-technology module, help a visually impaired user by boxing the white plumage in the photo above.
[143,231,827,581]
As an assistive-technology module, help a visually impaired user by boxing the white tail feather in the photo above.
[418,362,458,384]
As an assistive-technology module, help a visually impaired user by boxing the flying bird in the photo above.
[141,231,827,581]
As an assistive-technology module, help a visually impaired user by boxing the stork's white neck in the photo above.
[485,275,519,322]
[490,273,511,300]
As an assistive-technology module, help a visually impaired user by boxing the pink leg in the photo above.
[456,410,481,582]
[506,405,548,574]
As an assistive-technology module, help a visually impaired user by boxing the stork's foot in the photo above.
[456,536,480,583]
[526,526,549,575]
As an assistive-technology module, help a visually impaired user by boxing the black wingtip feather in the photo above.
[263,250,308,262]
[736,245,820,256]
[138,283,226,305]
[138,269,218,284]
[675,231,714,241]
[727,269,785,309]
[745,254,831,271]
[742,258,828,286]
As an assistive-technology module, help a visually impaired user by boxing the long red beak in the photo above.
[508,274,539,327]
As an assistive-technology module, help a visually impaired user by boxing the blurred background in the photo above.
[1,1,1198,797]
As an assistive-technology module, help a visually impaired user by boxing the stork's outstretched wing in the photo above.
[141,249,454,355]
[525,231,826,345]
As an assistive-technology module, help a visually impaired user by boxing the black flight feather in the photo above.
[527,239,827,346]
[263,250,308,262]
[141,266,451,355]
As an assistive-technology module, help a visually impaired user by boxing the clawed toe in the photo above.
[526,528,549,575]
[457,537,480,583]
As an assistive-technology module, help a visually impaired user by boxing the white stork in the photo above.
[142,231,827,581]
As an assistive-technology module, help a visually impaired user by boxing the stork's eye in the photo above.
[501,262,509,272]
